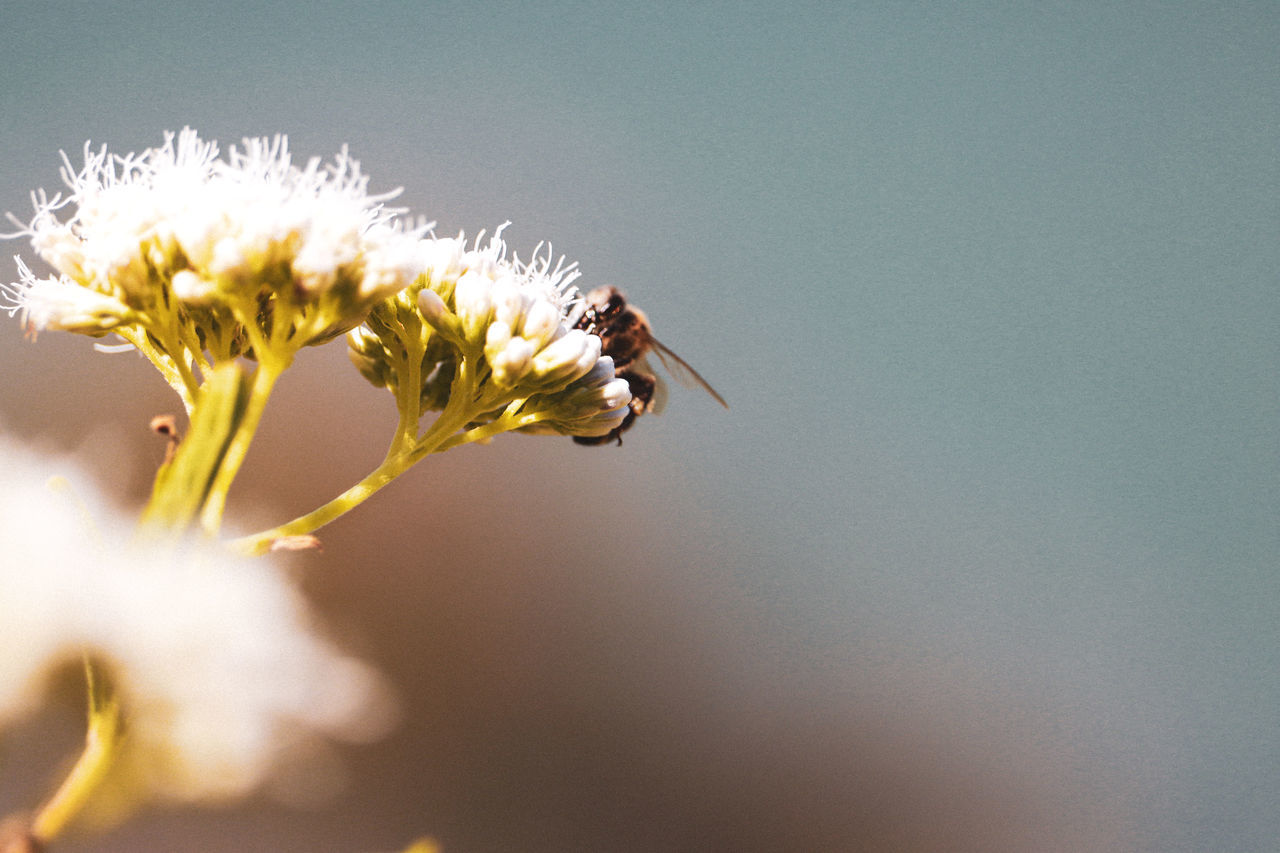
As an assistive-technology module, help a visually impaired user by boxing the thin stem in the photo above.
[30,660,120,845]
[233,452,415,555]
[389,316,426,457]
[175,319,213,381]
[434,403,549,453]
[232,354,482,555]
[191,293,304,536]
[140,362,252,536]
[116,326,198,412]
[156,303,204,396]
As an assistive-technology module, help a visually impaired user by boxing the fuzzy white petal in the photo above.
[0,437,394,807]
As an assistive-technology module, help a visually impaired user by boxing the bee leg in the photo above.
[620,371,656,416]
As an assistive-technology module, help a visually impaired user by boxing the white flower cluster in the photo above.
[0,437,393,809]
[3,129,431,348]
[415,227,598,388]
[350,226,632,438]
[3,129,634,439]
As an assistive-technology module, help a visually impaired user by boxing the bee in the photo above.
[572,285,727,446]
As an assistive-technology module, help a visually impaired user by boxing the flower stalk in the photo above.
[29,660,121,846]
[196,356,288,535]
[139,362,252,536]
[233,349,485,554]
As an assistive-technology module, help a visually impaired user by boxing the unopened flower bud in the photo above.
[491,279,527,329]
[520,299,560,349]
[171,270,216,305]
[530,328,594,387]
[520,356,632,437]
[346,326,392,388]
[454,270,494,343]
[416,288,451,327]
[485,320,513,351]
[210,236,247,278]
[421,236,465,290]
[489,337,536,387]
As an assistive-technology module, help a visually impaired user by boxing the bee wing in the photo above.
[649,338,729,409]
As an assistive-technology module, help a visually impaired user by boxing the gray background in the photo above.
[1,2,1276,851]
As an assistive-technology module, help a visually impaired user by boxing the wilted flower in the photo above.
[0,435,394,816]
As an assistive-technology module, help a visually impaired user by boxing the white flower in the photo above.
[419,235,467,289]
[0,435,394,809]
[349,225,634,437]
[409,226,598,392]
[1,257,133,334]
[5,129,432,351]
[519,356,634,437]
[532,329,601,385]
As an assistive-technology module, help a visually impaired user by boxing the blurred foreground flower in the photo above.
[0,435,394,828]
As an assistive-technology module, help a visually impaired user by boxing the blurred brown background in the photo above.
[2,345,1132,851]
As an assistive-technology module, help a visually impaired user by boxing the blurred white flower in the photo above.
[0,435,394,809]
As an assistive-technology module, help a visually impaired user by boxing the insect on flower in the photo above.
[571,286,727,446]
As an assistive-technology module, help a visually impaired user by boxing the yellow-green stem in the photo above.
[197,356,287,536]
[233,452,415,555]
[434,408,546,452]
[233,356,483,554]
[30,660,120,845]
[390,328,426,456]
[117,326,198,412]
